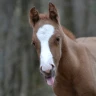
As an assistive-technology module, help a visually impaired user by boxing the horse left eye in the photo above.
[33,42,35,46]
[31,41,35,46]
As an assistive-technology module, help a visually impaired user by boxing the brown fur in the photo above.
[29,8,75,40]
[29,3,96,96]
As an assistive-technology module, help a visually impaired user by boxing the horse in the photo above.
[29,2,96,96]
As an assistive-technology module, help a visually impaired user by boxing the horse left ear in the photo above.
[49,2,59,23]
[29,7,40,27]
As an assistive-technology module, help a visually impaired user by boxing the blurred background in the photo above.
[0,0,96,96]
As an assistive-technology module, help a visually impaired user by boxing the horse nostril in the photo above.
[40,66,42,70]
[40,66,43,73]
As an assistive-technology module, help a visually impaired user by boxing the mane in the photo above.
[62,27,75,40]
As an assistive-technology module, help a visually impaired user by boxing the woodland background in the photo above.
[0,0,96,96]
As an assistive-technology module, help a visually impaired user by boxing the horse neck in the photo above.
[57,29,80,82]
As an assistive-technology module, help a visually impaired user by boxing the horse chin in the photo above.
[45,76,55,86]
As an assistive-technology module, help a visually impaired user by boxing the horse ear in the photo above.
[29,7,39,26]
[49,2,59,23]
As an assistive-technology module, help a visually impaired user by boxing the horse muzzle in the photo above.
[40,64,55,86]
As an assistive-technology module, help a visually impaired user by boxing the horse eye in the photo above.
[56,37,60,42]
[32,41,35,46]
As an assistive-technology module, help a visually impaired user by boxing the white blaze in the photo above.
[37,24,55,71]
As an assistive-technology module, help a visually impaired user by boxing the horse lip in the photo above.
[45,75,53,81]
[45,70,55,78]
[40,68,55,81]
[45,75,52,79]
[44,71,55,80]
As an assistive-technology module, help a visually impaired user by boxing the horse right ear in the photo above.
[49,2,59,23]
[29,7,40,27]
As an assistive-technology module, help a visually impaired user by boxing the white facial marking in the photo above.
[37,24,55,71]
